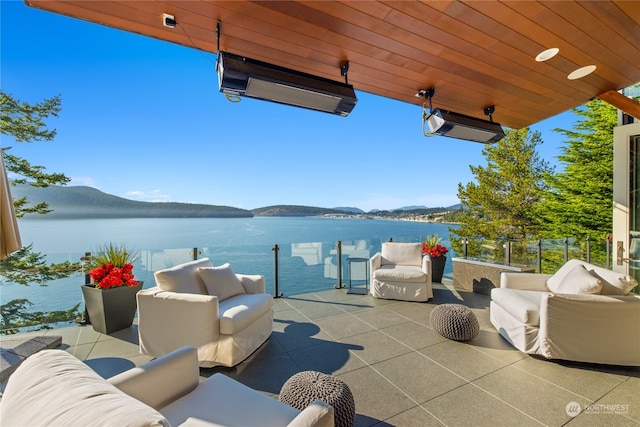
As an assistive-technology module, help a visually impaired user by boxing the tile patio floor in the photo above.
[1,281,639,426]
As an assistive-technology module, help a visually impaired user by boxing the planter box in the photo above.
[81,281,143,335]
[452,258,535,295]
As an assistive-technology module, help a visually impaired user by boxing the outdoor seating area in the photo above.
[2,281,638,426]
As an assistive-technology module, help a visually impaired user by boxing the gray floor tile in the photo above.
[473,365,592,426]
[271,321,334,352]
[344,330,413,365]
[466,329,529,364]
[381,321,447,351]
[315,313,375,339]
[287,339,367,375]
[419,339,508,381]
[381,405,445,427]
[592,377,640,423]
[372,351,468,404]
[353,307,413,329]
[422,383,543,427]
[338,366,417,427]
[512,356,629,401]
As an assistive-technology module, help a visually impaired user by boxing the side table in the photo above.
[347,257,369,295]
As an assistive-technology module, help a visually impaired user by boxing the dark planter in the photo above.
[430,256,447,283]
[81,281,143,335]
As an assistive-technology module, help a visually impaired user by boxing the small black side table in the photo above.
[347,257,369,295]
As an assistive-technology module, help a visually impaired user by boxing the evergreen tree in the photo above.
[541,99,618,241]
[449,128,553,260]
[0,91,82,333]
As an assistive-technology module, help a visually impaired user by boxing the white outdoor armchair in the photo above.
[137,258,273,367]
[369,242,433,302]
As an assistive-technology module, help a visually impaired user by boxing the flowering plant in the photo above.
[422,234,448,258]
[88,243,138,289]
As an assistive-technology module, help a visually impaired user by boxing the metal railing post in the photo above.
[586,236,591,263]
[606,235,612,269]
[190,247,201,260]
[564,237,569,262]
[463,238,468,258]
[334,241,344,289]
[78,252,92,325]
[537,239,542,273]
[504,241,511,265]
[272,244,281,298]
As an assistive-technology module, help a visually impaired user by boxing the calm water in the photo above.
[3,217,458,318]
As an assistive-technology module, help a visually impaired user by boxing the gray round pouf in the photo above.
[279,371,355,427]
[430,303,480,341]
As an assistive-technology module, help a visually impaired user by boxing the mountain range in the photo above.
[10,184,459,219]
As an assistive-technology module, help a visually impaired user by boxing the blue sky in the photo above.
[1,1,575,212]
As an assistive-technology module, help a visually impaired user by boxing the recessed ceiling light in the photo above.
[535,48,559,62]
[568,65,597,80]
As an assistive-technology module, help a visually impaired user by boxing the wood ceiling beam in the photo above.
[597,90,640,120]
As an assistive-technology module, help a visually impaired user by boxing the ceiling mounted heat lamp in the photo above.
[216,21,356,116]
[418,87,505,143]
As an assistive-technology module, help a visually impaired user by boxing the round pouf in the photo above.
[279,371,355,427]
[430,303,480,341]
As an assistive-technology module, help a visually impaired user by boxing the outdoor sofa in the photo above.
[137,258,273,367]
[490,259,640,366]
[0,346,334,427]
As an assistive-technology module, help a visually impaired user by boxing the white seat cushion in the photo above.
[373,265,426,283]
[198,263,245,301]
[491,288,544,326]
[154,258,212,294]
[219,293,273,335]
[160,373,299,426]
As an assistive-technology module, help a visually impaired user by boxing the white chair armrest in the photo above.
[137,287,220,359]
[286,400,335,427]
[238,274,266,294]
[108,346,199,410]
[370,252,381,272]
[500,272,551,291]
[540,293,640,365]
[421,255,432,276]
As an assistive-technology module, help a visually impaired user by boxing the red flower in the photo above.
[422,242,448,257]
[90,262,137,289]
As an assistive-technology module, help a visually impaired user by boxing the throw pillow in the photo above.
[552,264,603,295]
[198,263,245,301]
[0,350,169,427]
[592,270,639,295]
[381,242,422,266]
[154,258,212,294]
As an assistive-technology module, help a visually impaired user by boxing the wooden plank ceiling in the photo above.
[26,1,640,129]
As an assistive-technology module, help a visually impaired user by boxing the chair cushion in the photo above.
[490,288,544,326]
[198,263,245,301]
[380,242,422,266]
[549,264,602,295]
[373,264,427,283]
[154,258,212,294]
[160,373,299,427]
[0,350,168,427]
[218,293,273,335]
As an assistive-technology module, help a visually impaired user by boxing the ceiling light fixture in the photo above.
[418,87,505,143]
[568,65,597,80]
[535,48,559,62]
[162,13,176,28]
